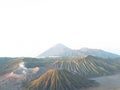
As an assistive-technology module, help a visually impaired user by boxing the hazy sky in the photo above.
[0,0,120,57]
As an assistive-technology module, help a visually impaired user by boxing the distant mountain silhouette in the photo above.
[39,44,71,57]
[38,44,120,58]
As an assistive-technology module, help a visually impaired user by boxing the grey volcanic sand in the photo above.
[83,74,120,90]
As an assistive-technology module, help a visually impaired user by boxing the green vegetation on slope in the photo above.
[0,57,12,66]
[0,58,23,76]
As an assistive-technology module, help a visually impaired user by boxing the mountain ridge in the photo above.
[52,55,120,77]
[24,69,97,90]
[38,44,120,58]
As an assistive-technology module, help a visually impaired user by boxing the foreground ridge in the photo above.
[25,69,97,90]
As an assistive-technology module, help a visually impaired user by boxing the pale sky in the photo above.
[0,0,120,57]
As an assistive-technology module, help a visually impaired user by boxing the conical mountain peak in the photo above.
[25,69,97,90]
[51,43,71,49]
[54,43,67,47]
[38,44,71,57]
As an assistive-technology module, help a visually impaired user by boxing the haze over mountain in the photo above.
[38,44,120,59]
[25,69,97,90]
